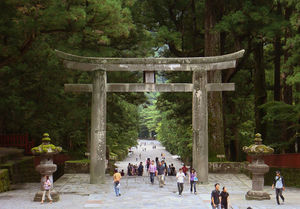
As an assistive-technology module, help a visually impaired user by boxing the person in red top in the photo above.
[182,164,188,175]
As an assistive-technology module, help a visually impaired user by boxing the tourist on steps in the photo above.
[138,162,144,176]
[127,163,132,176]
[148,160,157,184]
[113,169,122,197]
[189,168,197,194]
[272,170,285,205]
[157,161,166,187]
[41,175,52,204]
[182,164,188,175]
[146,158,151,172]
[176,168,186,196]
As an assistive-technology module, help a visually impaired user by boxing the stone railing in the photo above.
[208,162,249,173]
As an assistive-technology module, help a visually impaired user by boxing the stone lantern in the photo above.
[31,133,62,202]
[243,133,274,200]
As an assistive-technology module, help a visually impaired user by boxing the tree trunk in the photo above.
[205,0,225,159]
[274,35,281,101]
[274,2,282,101]
[280,5,294,152]
[253,41,267,138]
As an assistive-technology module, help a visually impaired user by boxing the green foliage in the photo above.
[139,93,161,138]
[157,110,192,164]
[264,167,300,188]
[0,0,299,163]
[0,0,151,161]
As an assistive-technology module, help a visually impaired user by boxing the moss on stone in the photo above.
[0,169,10,192]
[31,144,62,154]
[66,159,90,163]
[243,144,274,155]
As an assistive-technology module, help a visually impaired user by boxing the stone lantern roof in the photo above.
[243,133,274,156]
[31,133,62,155]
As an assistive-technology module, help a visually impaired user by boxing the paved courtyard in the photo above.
[1,140,300,209]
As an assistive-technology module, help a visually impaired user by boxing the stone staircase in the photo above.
[0,147,40,192]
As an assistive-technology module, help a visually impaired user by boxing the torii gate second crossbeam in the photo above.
[55,49,245,184]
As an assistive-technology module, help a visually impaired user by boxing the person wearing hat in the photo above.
[272,171,285,205]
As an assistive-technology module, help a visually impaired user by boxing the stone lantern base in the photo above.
[33,189,59,202]
[245,190,270,200]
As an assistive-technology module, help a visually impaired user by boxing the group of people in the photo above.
[210,183,230,209]
[113,163,286,209]
[127,162,144,176]
[210,170,286,209]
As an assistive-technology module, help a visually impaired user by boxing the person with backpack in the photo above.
[113,169,122,197]
[41,175,52,204]
[272,170,285,205]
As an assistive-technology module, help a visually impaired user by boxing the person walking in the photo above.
[211,183,221,209]
[157,161,166,187]
[41,175,52,204]
[148,160,157,184]
[146,158,151,172]
[138,162,144,176]
[176,168,186,196]
[182,164,188,176]
[189,168,197,194]
[171,164,176,176]
[127,163,132,176]
[272,170,285,205]
[113,169,122,197]
[220,186,229,209]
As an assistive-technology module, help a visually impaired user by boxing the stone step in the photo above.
[0,147,24,163]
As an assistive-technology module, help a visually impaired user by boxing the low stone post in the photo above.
[243,133,274,200]
[31,133,62,202]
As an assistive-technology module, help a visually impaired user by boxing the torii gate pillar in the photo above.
[193,71,208,184]
[90,70,106,184]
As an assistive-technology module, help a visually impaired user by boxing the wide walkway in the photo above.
[1,140,300,209]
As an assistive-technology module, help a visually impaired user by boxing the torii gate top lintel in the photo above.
[55,49,245,72]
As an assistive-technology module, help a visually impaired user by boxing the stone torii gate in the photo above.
[55,49,245,184]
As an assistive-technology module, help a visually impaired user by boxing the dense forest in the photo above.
[0,0,299,162]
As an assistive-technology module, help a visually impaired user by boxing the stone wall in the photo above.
[64,159,116,175]
[0,169,10,193]
[64,160,90,174]
[208,162,249,173]
[0,156,40,184]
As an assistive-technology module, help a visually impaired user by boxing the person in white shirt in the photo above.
[176,168,186,196]
[272,170,285,205]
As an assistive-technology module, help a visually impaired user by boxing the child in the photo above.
[41,175,52,204]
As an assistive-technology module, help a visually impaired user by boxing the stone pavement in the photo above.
[1,140,300,209]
